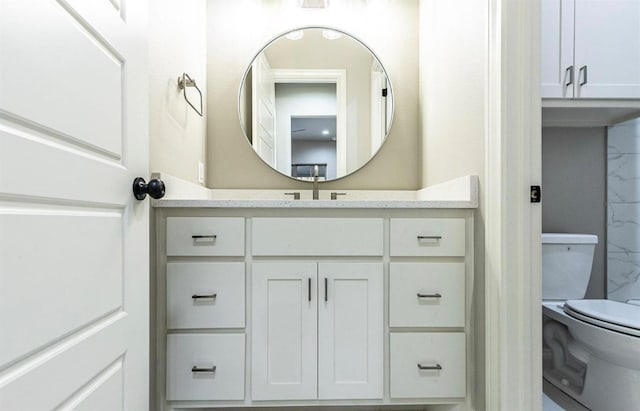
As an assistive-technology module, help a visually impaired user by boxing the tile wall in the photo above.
[608,119,640,302]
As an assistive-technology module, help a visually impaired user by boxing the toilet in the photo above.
[542,233,640,411]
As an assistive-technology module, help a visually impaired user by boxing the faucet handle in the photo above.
[284,192,300,200]
[331,192,347,200]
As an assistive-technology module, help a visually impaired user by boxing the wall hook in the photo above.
[177,72,203,117]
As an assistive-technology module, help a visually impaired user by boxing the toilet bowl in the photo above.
[542,233,640,411]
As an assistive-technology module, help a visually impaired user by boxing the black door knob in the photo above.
[133,177,165,200]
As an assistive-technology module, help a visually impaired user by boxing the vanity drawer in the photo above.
[166,217,244,256]
[389,263,465,327]
[390,218,465,256]
[167,262,245,329]
[252,218,383,256]
[166,333,245,401]
[390,332,466,398]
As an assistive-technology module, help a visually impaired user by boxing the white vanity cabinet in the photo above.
[388,218,467,399]
[542,0,640,99]
[154,208,474,410]
[252,261,383,401]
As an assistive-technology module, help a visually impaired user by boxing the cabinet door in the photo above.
[574,0,640,98]
[541,0,575,98]
[251,262,317,400]
[318,262,383,399]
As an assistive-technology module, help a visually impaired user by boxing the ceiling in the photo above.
[291,116,337,141]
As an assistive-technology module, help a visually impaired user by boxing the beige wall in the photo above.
[149,0,207,185]
[419,0,486,188]
[206,0,419,189]
[419,1,487,409]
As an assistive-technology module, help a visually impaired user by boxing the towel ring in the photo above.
[177,72,203,117]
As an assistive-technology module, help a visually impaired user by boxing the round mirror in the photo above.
[239,27,394,181]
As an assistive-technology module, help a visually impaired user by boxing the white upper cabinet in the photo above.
[541,0,575,98]
[542,0,640,99]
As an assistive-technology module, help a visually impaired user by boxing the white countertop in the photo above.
[151,175,478,209]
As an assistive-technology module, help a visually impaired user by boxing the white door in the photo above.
[574,0,640,98]
[370,61,386,156]
[251,53,276,168]
[318,262,383,399]
[252,262,317,400]
[541,0,575,98]
[0,0,149,409]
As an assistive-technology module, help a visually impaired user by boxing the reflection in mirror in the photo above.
[239,27,394,181]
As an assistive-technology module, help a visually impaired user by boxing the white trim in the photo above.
[271,69,348,176]
[485,0,542,410]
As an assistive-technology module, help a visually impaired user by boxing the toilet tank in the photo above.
[542,233,598,300]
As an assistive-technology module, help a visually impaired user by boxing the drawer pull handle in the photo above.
[192,293,217,299]
[417,363,442,371]
[417,235,442,240]
[417,293,442,299]
[308,278,311,302]
[192,235,217,240]
[192,365,216,373]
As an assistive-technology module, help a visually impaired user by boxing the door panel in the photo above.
[252,53,276,167]
[0,0,123,157]
[252,262,317,400]
[318,262,383,399]
[0,211,123,366]
[0,0,148,409]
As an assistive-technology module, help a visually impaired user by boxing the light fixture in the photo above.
[285,30,305,40]
[298,0,330,8]
[321,29,342,40]
[322,129,330,135]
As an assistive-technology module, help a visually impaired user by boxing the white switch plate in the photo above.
[198,161,205,184]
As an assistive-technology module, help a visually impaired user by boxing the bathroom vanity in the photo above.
[152,176,478,410]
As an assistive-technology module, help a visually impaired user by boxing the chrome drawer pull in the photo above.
[417,293,442,298]
[192,293,217,299]
[192,235,217,240]
[417,363,442,371]
[417,235,442,240]
[191,365,216,373]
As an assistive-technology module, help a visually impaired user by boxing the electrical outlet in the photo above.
[198,161,205,184]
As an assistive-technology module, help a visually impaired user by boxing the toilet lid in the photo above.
[564,299,640,337]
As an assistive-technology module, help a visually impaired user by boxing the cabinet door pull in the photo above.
[417,235,442,240]
[565,65,574,86]
[417,363,442,371]
[308,277,311,302]
[324,277,328,302]
[192,293,217,299]
[579,65,588,86]
[191,365,216,373]
[417,292,442,298]
[192,234,217,240]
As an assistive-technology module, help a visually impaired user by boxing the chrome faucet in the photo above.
[312,165,320,200]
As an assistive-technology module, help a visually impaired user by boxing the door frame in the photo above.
[271,69,347,176]
[485,0,542,410]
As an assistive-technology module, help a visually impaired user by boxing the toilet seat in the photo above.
[564,299,640,337]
